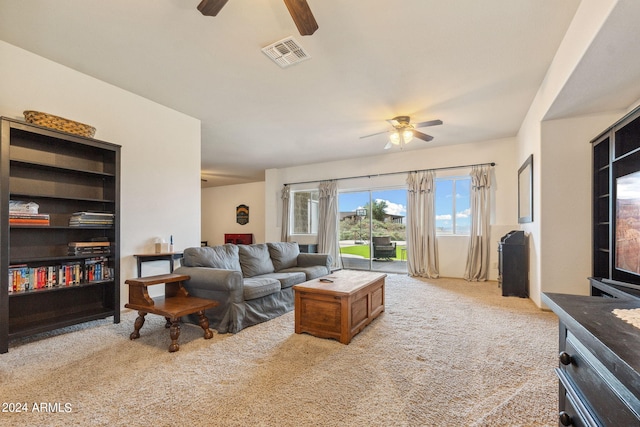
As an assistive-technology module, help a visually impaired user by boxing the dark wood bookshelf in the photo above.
[0,117,121,353]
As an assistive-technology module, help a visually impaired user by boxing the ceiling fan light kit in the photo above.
[388,129,414,150]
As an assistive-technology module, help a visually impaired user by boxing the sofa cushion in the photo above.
[258,271,306,289]
[242,278,281,300]
[280,265,329,281]
[182,245,241,271]
[267,242,301,271]
[238,243,275,278]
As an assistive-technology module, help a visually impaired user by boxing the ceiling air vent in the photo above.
[261,37,311,68]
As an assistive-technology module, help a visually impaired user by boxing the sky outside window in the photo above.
[436,178,471,235]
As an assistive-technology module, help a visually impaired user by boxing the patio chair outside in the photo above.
[373,236,396,259]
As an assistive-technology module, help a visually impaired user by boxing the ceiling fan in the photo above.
[360,116,443,150]
[197,0,319,36]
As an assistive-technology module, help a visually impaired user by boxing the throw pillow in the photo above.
[238,243,275,277]
[267,242,300,271]
[182,245,242,271]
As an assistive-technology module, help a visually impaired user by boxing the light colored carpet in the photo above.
[0,275,558,427]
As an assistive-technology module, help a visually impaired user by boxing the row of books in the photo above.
[8,257,113,293]
[69,212,114,227]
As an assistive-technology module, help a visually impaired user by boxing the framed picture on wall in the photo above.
[518,154,533,223]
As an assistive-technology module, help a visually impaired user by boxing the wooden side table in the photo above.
[124,273,218,352]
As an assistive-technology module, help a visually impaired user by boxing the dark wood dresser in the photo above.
[542,291,640,426]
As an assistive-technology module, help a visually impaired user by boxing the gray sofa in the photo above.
[174,242,331,333]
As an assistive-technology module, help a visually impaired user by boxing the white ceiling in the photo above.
[1,0,637,187]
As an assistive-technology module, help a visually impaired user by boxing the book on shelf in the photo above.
[8,258,112,294]
[68,241,111,255]
[69,211,114,227]
[9,213,50,226]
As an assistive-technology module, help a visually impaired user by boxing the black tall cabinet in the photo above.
[498,230,528,297]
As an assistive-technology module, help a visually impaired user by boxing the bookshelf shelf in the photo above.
[8,279,113,297]
[0,117,121,353]
[9,158,116,178]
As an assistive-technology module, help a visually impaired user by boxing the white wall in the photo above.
[516,0,621,306]
[202,181,266,245]
[264,136,519,280]
[540,113,622,296]
[0,41,201,306]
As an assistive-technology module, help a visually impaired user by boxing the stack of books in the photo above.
[68,241,111,256]
[9,200,50,226]
[69,212,114,227]
[9,213,50,226]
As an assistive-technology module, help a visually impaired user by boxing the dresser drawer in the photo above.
[556,368,597,427]
[560,331,640,425]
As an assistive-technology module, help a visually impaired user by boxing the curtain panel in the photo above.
[317,180,341,269]
[406,170,439,278]
[280,185,291,242]
[464,165,492,281]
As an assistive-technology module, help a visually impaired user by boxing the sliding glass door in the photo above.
[338,189,407,273]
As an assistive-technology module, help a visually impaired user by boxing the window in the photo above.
[435,177,471,235]
[291,190,319,234]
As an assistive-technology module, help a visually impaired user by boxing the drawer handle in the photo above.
[559,351,573,366]
[559,411,573,426]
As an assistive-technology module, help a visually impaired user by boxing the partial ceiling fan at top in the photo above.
[360,116,443,150]
[197,0,319,36]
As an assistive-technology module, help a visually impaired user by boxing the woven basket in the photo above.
[23,111,96,138]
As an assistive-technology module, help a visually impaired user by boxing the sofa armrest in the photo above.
[174,266,243,300]
[297,253,332,271]
[173,265,246,334]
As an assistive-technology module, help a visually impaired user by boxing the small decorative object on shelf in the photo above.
[23,110,96,138]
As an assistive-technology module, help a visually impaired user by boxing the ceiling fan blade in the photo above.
[197,0,229,16]
[413,130,434,142]
[414,119,443,128]
[283,0,319,36]
[384,141,393,150]
[360,130,388,139]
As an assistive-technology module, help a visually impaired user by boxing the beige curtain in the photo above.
[464,165,492,281]
[406,171,439,278]
[317,180,341,269]
[280,185,290,242]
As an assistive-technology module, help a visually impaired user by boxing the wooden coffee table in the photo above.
[293,270,386,344]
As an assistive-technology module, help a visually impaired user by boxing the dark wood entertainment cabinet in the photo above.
[543,106,640,425]
[0,117,120,353]
[591,104,640,289]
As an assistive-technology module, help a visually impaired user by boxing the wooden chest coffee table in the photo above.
[293,270,386,344]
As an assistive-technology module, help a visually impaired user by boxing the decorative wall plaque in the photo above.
[236,204,249,225]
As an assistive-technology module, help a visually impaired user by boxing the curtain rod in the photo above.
[284,161,495,187]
